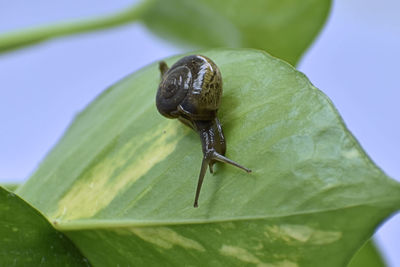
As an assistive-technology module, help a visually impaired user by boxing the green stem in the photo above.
[0,0,154,54]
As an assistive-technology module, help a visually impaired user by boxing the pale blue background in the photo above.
[0,0,399,265]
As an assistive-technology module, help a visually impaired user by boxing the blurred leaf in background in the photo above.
[0,0,331,65]
[142,0,332,65]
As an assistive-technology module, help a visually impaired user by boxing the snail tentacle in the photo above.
[159,61,169,77]
[210,151,252,173]
[194,157,210,208]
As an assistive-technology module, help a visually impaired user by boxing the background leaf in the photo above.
[141,0,331,65]
[0,187,89,266]
[0,0,330,64]
[17,49,400,266]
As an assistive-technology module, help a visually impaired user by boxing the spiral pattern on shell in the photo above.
[156,65,192,118]
[156,55,223,121]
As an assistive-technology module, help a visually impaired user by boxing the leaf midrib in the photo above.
[55,196,400,231]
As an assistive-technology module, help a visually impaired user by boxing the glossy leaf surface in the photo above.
[17,49,400,266]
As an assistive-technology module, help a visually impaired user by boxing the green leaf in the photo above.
[17,49,400,266]
[0,187,89,266]
[1,183,19,192]
[348,239,386,267]
[0,0,330,65]
[141,0,331,65]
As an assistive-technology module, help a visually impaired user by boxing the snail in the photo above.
[156,55,251,207]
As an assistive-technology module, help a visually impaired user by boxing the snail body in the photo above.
[156,55,251,207]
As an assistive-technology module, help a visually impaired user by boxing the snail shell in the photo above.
[156,55,222,123]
